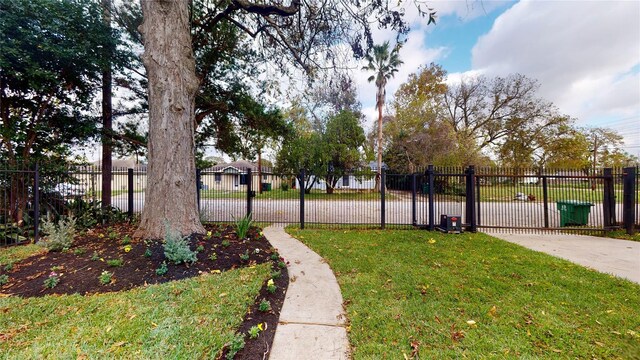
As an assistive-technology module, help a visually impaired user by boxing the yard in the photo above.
[288,228,640,359]
[201,188,393,201]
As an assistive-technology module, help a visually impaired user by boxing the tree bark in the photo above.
[101,0,113,208]
[135,0,205,238]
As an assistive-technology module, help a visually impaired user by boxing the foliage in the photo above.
[99,271,113,285]
[266,279,276,294]
[209,253,217,261]
[321,111,367,193]
[225,333,246,360]
[163,224,197,265]
[65,199,128,230]
[290,229,640,358]
[91,251,100,261]
[38,216,76,252]
[144,248,152,258]
[155,261,168,276]
[106,258,123,267]
[234,214,253,239]
[0,274,8,285]
[248,325,261,339]
[0,265,271,358]
[239,250,250,262]
[43,272,60,289]
[271,270,281,279]
[280,182,289,191]
[258,299,271,312]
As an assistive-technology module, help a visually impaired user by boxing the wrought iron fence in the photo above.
[0,164,637,246]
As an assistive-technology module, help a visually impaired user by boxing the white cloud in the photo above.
[470,0,640,125]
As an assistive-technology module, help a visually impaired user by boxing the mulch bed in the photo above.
[0,222,289,360]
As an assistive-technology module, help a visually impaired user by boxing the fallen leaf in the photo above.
[466,320,476,326]
[428,238,436,244]
[219,293,227,298]
[488,306,497,317]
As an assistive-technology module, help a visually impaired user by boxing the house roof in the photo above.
[209,160,272,173]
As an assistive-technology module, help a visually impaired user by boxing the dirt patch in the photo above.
[0,222,288,359]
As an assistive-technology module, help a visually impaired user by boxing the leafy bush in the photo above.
[38,215,76,251]
[280,182,289,191]
[156,261,168,276]
[163,223,197,265]
[233,213,253,239]
[258,299,271,312]
[106,258,123,267]
[99,271,113,285]
[66,199,127,229]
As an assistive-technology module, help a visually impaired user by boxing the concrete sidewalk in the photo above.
[488,232,640,284]
[263,225,350,360]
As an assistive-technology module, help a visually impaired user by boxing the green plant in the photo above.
[163,223,197,265]
[248,325,261,339]
[121,235,131,245]
[99,270,113,285]
[277,261,286,269]
[73,248,86,256]
[3,263,13,271]
[156,261,168,276]
[43,272,60,289]
[51,265,63,272]
[38,215,76,251]
[226,333,245,360]
[222,239,230,247]
[271,270,281,279]
[258,299,271,312]
[196,244,204,252]
[91,251,100,261]
[239,250,250,261]
[280,182,289,191]
[144,248,152,258]
[267,279,276,293]
[233,213,253,239]
[108,231,118,240]
[67,199,127,229]
[0,274,8,285]
[270,253,279,260]
[107,258,124,267]
[209,253,217,261]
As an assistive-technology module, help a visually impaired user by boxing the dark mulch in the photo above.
[0,222,289,360]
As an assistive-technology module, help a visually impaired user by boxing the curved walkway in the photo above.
[488,232,640,284]
[263,225,350,360]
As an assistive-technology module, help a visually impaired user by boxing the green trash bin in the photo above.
[556,200,593,227]
[261,183,272,192]
[422,183,430,194]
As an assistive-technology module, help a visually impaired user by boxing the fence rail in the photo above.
[0,164,637,246]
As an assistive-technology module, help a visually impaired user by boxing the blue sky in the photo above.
[355,0,640,158]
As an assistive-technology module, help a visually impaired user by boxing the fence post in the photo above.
[299,169,305,229]
[33,164,40,243]
[196,169,201,215]
[602,168,615,229]
[381,169,386,229]
[622,167,636,235]
[411,173,417,227]
[475,176,481,228]
[427,165,435,231]
[542,176,549,228]
[127,168,134,219]
[465,166,477,232]
[246,168,252,218]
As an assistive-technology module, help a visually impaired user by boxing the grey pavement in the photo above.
[263,225,350,360]
[488,232,640,284]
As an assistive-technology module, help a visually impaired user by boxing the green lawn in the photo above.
[0,244,43,267]
[479,184,634,203]
[201,188,393,200]
[0,263,271,359]
[288,228,640,359]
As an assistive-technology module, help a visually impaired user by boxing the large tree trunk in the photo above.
[101,0,113,208]
[135,0,205,238]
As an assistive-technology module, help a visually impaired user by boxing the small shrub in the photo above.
[108,231,118,240]
[120,235,131,245]
[280,182,289,191]
[144,248,152,258]
[221,239,230,247]
[209,253,217,261]
[196,244,205,252]
[73,248,86,256]
[107,258,124,267]
[226,333,245,360]
[258,299,271,312]
[38,216,76,251]
[43,272,60,289]
[0,274,8,285]
[271,270,281,279]
[156,261,168,276]
[91,251,100,261]
[163,223,197,265]
[267,279,276,293]
[240,250,250,261]
[278,261,286,269]
[99,271,113,285]
[233,213,253,239]
[270,253,279,261]
[248,325,261,339]
[3,263,13,272]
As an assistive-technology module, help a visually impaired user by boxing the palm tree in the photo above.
[363,41,402,191]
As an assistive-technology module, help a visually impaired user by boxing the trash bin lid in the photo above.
[556,200,593,206]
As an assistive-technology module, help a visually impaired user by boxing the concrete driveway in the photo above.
[487,232,640,284]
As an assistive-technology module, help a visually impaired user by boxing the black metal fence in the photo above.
[1,164,638,246]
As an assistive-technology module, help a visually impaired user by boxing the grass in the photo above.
[479,184,636,203]
[0,244,43,267]
[287,228,640,359]
[0,263,271,359]
[201,188,395,200]
[601,229,640,242]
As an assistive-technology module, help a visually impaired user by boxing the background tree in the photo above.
[322,111,366,193]
[0,0,118,224]
[363,41,403,190]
